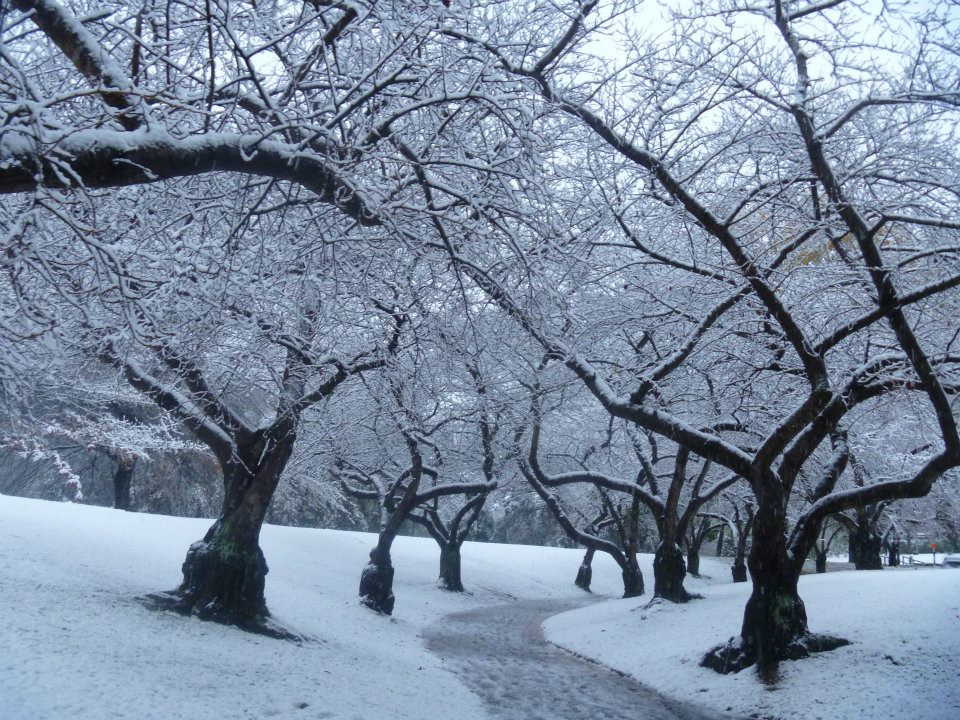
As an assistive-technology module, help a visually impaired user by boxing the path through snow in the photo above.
[423,598,728,720]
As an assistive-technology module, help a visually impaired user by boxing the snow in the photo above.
[546,566,960,720]
[0,494,625,720]
[2,494,958,720]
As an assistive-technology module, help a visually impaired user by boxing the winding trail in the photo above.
[423,598,728,720]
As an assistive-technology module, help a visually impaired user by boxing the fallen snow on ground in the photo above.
[3,495,957,720]
[0,494,631,720]
[546,565,960,720]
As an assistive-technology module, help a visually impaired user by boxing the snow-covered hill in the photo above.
[547,567,960,720]
[0,494,637,720]
[1,495,957,720]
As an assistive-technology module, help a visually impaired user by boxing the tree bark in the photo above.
[687,543,701,577]
[702,505,847,673]
[359,543,396,614]
[887,543,900,567]
[113,457,135,511]
[175,430,294,629]
[852,524,883,570]
[731,559,748,583]
[653,541,690,602]
[740,508,808,669]
[575,547,595,592]
[814,548,827,574]
[438,542,465,592]
[621,553,645,598]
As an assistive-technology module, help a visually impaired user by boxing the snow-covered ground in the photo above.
[1,494,957,720]
[546,567,960,720]
[0,494,630,720]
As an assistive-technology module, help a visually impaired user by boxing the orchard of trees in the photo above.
[1,0,958,675]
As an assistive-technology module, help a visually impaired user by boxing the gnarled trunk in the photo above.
[360,544,396,614]
[439,542,464,592]
[575,547,595,592]
[654,542,690,602]
[703,506,847,674]
[179,514,269,626]
[358,434,423,615]
[739,509,808,669]
[621,552,644,598]
[174,430,293,629]
[815,548,827,573]
[178,475,274,626]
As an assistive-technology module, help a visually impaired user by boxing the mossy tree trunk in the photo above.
[111,310,390,632]
[178,426,295,628]
[703,502,848,674]
[741,507,809,669]
[705,506,806,673]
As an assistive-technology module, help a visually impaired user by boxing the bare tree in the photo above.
[430,0,960,670]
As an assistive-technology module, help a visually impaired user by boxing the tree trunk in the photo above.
[815,548,827,573]
[113,457,135,511]
[439,542,464,592]
[853,524,883,570]
[715,525,725,557]
[687,543,701,577]
[731,516,751,583]
[731,559,748,583]
[621,552,644,598]
[887,543,900,567]
[653,542,690,602]
[702,506,847,674]
[175,432,293,629]
[360,543,396,614]
[575,547,595,592]
[358,436,423,615]
[178,513,269,626]
[739,510,809,670]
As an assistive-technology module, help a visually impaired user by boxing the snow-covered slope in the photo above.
[2,494,957,720]
[546,564,960,720]
[0,494,635,720]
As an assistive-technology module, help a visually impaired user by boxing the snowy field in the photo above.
[547,564,960,720]
[1,494,958,720]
